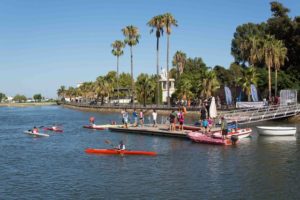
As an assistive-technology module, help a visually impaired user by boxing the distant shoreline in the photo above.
[0,102,57,107]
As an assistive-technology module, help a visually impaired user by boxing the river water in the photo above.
[1,106,300,200]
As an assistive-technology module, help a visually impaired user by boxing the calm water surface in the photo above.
[1,106,300,200]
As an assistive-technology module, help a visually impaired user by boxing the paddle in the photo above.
[104,140,115,148]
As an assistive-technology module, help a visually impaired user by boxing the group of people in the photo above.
[168,107,186,131]
[121,109,158,128]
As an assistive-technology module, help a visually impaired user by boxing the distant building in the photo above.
[159,68,175,103]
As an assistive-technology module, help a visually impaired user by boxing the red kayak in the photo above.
[85,148,157,156]
[43,127,63,132]
[83,125,105,130]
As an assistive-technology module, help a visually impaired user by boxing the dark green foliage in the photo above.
[13,94,27,103]
[0,92,7,102]
[33,94,42,102]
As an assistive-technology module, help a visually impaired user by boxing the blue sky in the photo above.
[0,0,299,98]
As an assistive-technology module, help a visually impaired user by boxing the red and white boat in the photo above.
[211,128,252,139]
[187,131,233,145]
[187,128,252,145]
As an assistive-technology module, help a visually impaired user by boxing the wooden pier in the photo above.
[109,125,188,139]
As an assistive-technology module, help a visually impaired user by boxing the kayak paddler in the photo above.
[117,141,126,150]
[89,116,95,126]
[32,126,39,134]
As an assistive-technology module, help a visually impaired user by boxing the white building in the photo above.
[159,68,175,103]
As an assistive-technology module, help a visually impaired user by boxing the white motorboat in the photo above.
[256,126,296,136]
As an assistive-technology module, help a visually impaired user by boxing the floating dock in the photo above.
[109,125,188,139]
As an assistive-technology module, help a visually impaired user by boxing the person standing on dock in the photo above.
[221,117,228,139]
[139,109,144,127]
[152,109,157,127]
[169,110,176,131]
[178,108,184,131]
[123,109,129,128]
[133,109,138,127]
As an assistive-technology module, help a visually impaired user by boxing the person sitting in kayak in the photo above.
[32,126,39,134]
[89,116,95,126]
[117,141,126,150]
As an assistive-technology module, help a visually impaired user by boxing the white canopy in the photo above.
[209,96,217,118]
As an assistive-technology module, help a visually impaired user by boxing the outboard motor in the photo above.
[231,135,239,145]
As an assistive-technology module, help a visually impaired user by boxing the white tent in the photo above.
[209,96,217,118]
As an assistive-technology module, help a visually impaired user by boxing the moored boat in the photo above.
[256,126,296,136]
[175,125,201,131]
[187,131,233,145]
[212,128,252,139]
[85,148,157,156]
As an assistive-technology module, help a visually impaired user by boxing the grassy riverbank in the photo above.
[0,102,57,107]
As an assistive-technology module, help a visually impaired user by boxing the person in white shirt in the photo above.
[152,109,157,127]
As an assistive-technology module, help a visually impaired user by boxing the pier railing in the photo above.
[223,103,300,124]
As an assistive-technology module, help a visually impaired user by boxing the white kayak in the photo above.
[24,131,50,137]
[256,126,296,136]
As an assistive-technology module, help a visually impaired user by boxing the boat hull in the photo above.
[83,125,106,130]
[43,128,63,132]
[212,128,252,139]
[24,131,49,137]
[256,126,296,136]
[187,132,233,145]
[85,148,157,156]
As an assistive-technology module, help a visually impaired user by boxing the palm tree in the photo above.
[147,15,165,106]
[200,69,220,99]
[79,82,94,102]
[262,35,277,100]
[177,78,193,101]
[122,25,140,105]
[135,73,156,106]
[237,66,259,101]
[94,76,114,105]
[172,51,187,79]
[163,13,178,107]
[111,40,125,103]
[273,40,287,96]
[57,85,66,100]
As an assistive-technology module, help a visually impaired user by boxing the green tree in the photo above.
[172,51,187,85]
[200,69,220,99]
[163,13,178,107]
[147,15,165,106]
[135,73,156,106]
[0,92,7,102]
[231,23,267,64]
[176,77,194,101]
[33,94,42,102]
[273,39,288,96]
[122,25,140,104]
[94,76,114,104]
[79,82,95,101]
[111,40,125,103]
[57,85,66,99]
[237,66,259,101]
[13,94,27,103]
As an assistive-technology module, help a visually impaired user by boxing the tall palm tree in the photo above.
[122,25,140,105]
[273,40,287,96]
[163,13,178,107]
[94,76,114,105]
[111,40,125,103]
[147,15,165,106]
[262,35,277,100]
[172,51,187,79]
[237,66,259,101]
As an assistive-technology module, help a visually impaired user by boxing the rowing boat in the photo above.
[85,148,157,156]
